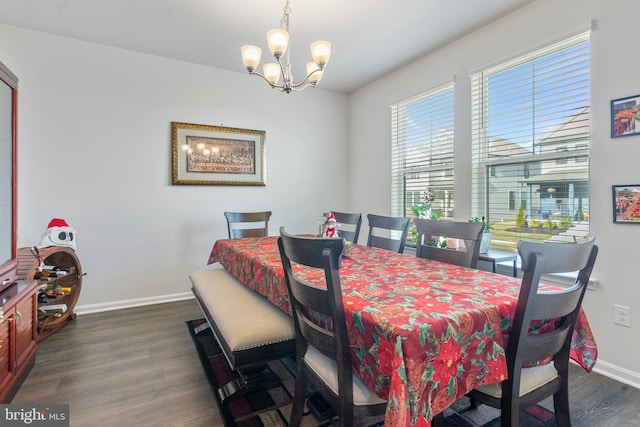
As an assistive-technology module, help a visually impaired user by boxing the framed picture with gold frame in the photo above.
[171,122,266,186]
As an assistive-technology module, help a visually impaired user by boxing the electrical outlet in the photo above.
[614,304,631,327]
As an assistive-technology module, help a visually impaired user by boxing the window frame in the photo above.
[390,82,455,221]
[470,31,591,251]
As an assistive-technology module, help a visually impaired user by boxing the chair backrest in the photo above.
[277,228,357,421]
[366,214,410,253]
[224,211,272,239]
[413,219,485,268]
[332,211,362,243]
[506,235,598,397]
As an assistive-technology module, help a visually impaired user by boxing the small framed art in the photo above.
[612,184,640,223]
[611,94,640,138]
[171,122,266,186]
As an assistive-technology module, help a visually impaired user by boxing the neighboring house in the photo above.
[485,106,590,223]
[398,105,589,227]
[401,129,455,219]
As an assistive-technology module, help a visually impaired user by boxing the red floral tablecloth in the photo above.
[207,236,597,427]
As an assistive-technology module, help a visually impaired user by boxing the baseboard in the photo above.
[74,292,194,315]
[591,359,640,390]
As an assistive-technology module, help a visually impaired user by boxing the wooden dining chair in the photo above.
[366,213,410,253]
[413,218,485,268]
[332,211,362,243]
[465,235,598,427]
[277,227,387,427]
[224,211,272,239]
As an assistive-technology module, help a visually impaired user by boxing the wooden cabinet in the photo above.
[0,280,38,403]
[0,314,10,388]
[17,246,83,341]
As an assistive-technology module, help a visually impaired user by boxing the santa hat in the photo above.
[37,218,77,250]
[327,212,336,222]
[47,218,70,228]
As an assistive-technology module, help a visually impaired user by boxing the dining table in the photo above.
[207,236,597,427]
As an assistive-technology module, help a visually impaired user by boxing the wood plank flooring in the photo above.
[11,298,640,426]
[12,299,223,427]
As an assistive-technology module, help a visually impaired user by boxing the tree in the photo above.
[516,205,527,228]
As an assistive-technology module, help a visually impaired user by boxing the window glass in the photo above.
[471,32,591,250]
[391,83,455,226]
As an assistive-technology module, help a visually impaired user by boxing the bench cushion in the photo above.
[190,268,295,369]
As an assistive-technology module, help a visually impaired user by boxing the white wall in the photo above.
[0,25,349,310]
[349,0,640,387]
[3,0,640,390]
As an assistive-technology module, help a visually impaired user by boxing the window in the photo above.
[509,191,516,211]
[391,83,455,221]
[555,146,568,164]
[471,32,590,251]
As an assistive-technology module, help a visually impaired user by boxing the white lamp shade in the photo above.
[241,45,262,70]
[267,29,289,58]
[311,41,331,66]
[263,63,281,85]
[306,62,324,84]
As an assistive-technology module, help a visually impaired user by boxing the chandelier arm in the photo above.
[289,67,323,89]
[290,77,312,89]
[291,83,315,92]
[247,70,287,92]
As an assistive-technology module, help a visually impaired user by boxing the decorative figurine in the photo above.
[37,218,77,250]
[324,212,340,239]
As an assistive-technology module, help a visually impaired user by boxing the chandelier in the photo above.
[240,0,331,93]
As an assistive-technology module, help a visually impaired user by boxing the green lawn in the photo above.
[407,218,573,253]
[489,220,554,251]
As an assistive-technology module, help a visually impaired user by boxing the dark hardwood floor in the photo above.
[12,299,223,427]
[11,299,640,426]
[542,362,640,426]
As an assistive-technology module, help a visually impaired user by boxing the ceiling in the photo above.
[0,0,532,94]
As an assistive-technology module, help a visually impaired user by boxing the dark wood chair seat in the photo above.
[332,211,362,243]
[366,213,410,253]
[413,219,485,268]
[224,211,272,238]
[465,236,598,426]
[278,228,387,427]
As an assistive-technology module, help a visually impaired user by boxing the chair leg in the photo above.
[288,363,307,427]
[431,412,445,427]
[502,410,518,427]
[501,400,519,427]
[553,387,572,427]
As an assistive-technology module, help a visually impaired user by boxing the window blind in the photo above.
[471,32,591,251]
[391,83,455,220]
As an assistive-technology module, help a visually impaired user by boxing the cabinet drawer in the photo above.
[14,294,36,364]
[1,278,39,403]
[0,319,10,383]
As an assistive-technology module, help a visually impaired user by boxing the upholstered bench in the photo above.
[189,268,295,402]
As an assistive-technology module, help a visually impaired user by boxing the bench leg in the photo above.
[193,322,210,335]
[218,365,283,403]
[192,321,284,403]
